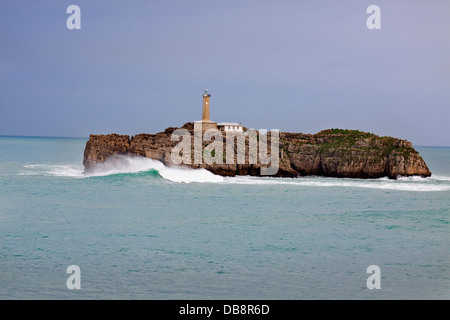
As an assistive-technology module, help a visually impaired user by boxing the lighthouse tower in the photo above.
[199,89,218,131]
[202,89,211,121]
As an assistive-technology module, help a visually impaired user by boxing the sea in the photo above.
[0,136,449,299]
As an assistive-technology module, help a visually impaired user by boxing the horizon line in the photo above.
[1,134,449,148]
[0,134,88,140]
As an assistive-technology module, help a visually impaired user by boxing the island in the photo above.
[83,122,431,179]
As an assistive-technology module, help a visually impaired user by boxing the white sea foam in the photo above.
[20,156,450,191]
[431,175,450,182]
[85,156,224,183]
[21,156,223,183]
[159,167,224,183]
[22,164,85,178]
[223,175,450,192]
[85,156,164,177]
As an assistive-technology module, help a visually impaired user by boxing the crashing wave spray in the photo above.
[85,155,224,183]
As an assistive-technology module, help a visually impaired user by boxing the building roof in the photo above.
[217,122,241,126]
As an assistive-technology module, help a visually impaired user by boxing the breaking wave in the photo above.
[19,156,450,191]
[225,175,450,192]
[21,156,224,183]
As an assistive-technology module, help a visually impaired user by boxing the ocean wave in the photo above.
[85,156,164,177]
[430,175,450,182]
[19,156,450,191]
[85,156,223,183]
[224,175,450,192]
[21,156,224,183]
[22,164,85,178]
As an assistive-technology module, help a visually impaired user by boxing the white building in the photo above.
[217,122,243,132]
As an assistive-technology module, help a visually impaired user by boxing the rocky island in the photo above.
[83,122,431,179]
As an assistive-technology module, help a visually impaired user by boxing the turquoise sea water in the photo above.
[0,136,449,299]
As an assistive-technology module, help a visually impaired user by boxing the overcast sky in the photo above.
[0,0,449,146]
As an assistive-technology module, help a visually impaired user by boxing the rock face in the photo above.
[83,124,431,179]
[281,129,431,179]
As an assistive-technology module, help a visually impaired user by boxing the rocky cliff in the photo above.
[83,123,431,179]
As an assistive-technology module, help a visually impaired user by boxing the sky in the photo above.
[0,0,449,146]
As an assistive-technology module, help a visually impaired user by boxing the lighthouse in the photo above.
[198,89,218,131]
[202,89,211,121]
